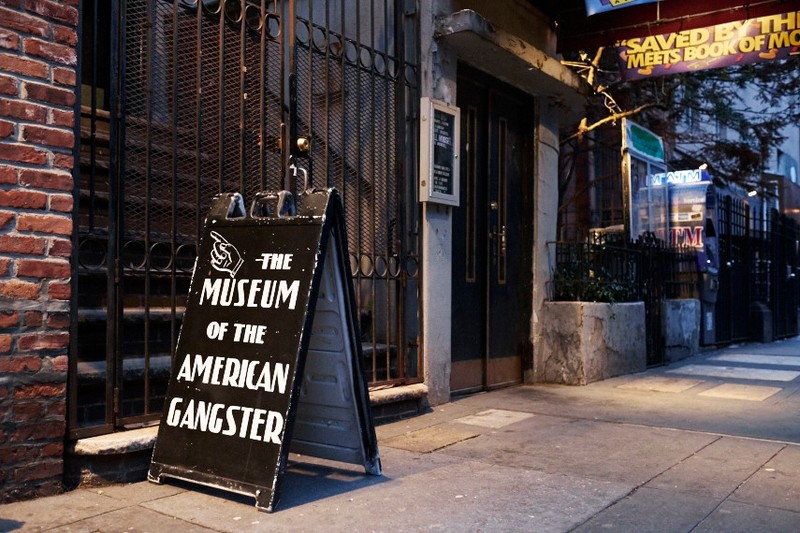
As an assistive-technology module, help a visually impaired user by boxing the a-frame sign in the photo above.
[148,189,380,512]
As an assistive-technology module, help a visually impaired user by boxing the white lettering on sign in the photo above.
[199,278,300,310]
[176,353,290,394]
[232,322,267,344]
[165,397,284,444]
[650,169,709,186]
[204,321,268,343]
[256,253,293,270]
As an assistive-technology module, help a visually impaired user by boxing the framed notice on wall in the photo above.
[419,97,460,206]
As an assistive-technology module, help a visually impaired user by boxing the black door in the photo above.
[451,65,534,394]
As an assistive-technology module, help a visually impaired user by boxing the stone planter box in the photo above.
[663,298,700,363]
[539,301,646,385]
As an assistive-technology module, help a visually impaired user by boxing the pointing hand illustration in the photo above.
[209,230,243,277]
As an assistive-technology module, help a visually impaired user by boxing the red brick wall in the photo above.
[0,0,78,502]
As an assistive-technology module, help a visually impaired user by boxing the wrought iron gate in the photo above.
[71,0,420,438]
[637,233,666,367]
[713,194,799,344]
[770,212,800,339]
[714,194,751,344]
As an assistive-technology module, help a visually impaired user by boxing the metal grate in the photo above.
[71,0,420,438]
[292,1,420,384]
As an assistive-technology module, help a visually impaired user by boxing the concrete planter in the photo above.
[539,301,646,385]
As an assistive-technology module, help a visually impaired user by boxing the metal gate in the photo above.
[71,0,420,438]
[770,211,799,339]
[714,194,751,344]
[637,233,666,367]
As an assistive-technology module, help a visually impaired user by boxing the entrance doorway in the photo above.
[450,65,534,394]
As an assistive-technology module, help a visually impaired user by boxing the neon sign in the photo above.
[650,169,710,187]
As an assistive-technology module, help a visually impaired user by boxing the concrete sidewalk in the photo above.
[3,337,800,532]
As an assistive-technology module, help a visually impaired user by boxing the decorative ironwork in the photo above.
[72,0,420,438]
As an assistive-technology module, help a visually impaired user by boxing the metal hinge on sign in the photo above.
[404,0,416,16]
[113,387,120,414]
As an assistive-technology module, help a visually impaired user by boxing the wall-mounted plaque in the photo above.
[419,97,460,206]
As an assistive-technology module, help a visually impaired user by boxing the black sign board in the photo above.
[148,189,380,512]
[432,109,455,196]
[419,97,460,206]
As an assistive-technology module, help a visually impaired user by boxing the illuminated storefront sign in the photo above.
[668,182,711,248]
[650,169,711,186]
[617,10,800,80]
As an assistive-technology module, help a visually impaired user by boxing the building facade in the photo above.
[0,0,585,501]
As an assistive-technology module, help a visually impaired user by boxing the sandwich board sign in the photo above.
[148,188,381,512]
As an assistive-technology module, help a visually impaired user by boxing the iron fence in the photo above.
[715,194,751,344]
[549,233,699,304]
[769,210,799,339]
[714,196,799,343]
[550,203,800,359]
[549,233,699,366]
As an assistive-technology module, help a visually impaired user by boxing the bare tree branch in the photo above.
[562,102,659,144]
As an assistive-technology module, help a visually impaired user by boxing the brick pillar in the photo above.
[0,0,78,502]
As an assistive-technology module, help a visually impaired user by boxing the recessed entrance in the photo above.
[450,65,534,394]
